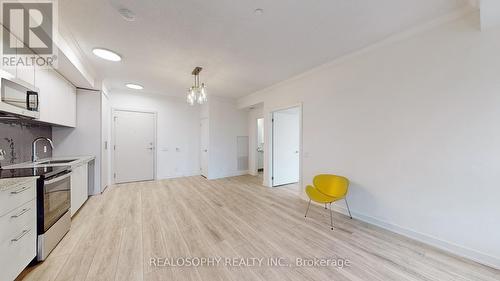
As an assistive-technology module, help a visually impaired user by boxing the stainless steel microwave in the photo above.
[0,71,40,119]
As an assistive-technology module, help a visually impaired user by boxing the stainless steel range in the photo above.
[36,166,72,261]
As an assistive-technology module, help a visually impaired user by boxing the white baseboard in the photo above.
[208,170,249,180]
[159,171,201,180]
[324,202,500,270]
[299,197,499,269]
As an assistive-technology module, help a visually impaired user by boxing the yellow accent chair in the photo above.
[304,174,352,230]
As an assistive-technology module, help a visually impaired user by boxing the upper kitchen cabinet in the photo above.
[0,24,77,127]
[15,39,35,86]
[0,25,18,78]
[36,66,77,127]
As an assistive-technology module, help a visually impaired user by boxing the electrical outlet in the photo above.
[43,145,47,153]
[0,149,5,161]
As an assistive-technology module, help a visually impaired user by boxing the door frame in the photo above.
[111,108,158,184]
[200,117,209,178]
[269,103,303,188]
[254,117,264,176]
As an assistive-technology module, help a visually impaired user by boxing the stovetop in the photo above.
[0,165,71,179]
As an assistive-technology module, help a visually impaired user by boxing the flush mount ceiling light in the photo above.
[92,48,122,61]
[125,83,143,90]
[186,67,208,106]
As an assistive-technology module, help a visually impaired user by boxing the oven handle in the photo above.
[44,171,72,185]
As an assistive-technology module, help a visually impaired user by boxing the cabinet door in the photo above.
[0,25,17,77]
[0,24,35,85]
[70,164,88,216]
[36,66,76,127]
[16,40,35,86]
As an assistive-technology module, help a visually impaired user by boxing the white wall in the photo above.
[238,13,500,269]
[206,96,249,179]
[247,105,263,175]
[110,91,201,179]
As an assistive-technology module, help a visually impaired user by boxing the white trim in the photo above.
[301,197,500,270]
[208,170,249,180]
[159,171,202,180]
[269,103,303,189]
[251,116,265,176]
[111,108,158,184]
[199,117,209,178]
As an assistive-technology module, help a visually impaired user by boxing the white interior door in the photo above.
[200,118,209,177]
[101,93,111,191]
[272,107,300,186]
[114,110,156,183]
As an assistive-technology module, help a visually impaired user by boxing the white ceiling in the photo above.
[60,0,467,98]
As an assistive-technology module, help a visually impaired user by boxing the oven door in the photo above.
[41,170,71,232]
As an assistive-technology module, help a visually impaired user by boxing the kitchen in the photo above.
[0,6,110,279]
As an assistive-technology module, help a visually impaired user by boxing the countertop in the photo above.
[0,165,69,180]
[1,155,95,170]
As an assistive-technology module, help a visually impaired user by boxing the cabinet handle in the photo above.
[10,186,30,194]
[11,208,30,218]
[11,229,31,242]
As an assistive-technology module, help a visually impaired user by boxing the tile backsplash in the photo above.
[0,120,52,167]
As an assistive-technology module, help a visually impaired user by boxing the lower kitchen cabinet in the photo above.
[70,163,88,216]
[0,178,37,281]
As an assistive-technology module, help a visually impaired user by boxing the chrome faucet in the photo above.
[32,137,54,162]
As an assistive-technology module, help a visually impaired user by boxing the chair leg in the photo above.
[345,198,353,219]
[329,203,334,230]
[324,203,327,209]
[304,199,311,218]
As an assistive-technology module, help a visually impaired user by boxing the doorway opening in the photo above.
[113,109,156,184]
[256,118,264,179]
[271,106,301,188]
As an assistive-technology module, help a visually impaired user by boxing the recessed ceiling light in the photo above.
[92,48,122,61]
[125,83,143,90]
[254,8,264,15]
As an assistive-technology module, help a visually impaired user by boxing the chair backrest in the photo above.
[313,174,349,198]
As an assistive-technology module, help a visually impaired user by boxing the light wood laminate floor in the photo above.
[18,175,500,281]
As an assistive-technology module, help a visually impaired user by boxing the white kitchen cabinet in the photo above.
[0,177,37,281]
[70,163,88,216]
[36,66,77,127]
[0,24,76,127]
[0,25,35,84]
[53,89,112,195]
[15,40,35,86]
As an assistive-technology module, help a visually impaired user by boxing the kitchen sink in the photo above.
[38,159,78,164]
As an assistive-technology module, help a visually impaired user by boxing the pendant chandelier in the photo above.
[187,66,208,106]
